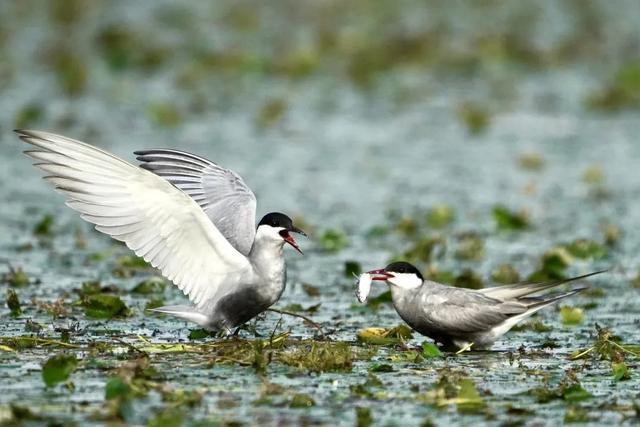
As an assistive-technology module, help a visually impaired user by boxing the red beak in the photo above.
[280,230,303,254]
[367,268,394,281]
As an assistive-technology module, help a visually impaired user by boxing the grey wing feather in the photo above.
[478,270,606,300]
[419,286,529,334]
[135,149,257,256]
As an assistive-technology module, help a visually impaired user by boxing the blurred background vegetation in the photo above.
[1,0,639,135]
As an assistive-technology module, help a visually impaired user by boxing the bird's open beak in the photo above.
[290,225,307,237]
[367,268,394,281]
[281,227,306,254]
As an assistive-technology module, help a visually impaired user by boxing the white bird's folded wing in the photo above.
[134,149,257,256]
[18,130,252,309]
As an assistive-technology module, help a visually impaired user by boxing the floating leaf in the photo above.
[81,294,128,319]
[33,214,54,236]
[560,307,584,326]
[78,280,103,296]
[188,329,212,340]
[344,261,362,277]
[301,283,320,297]
[454,232,484,261]
[289,393,315,408]
[518,152,544,170]
[455,378,486,413]
[357,325,413,346]
[7,289,22,317]
[257,97,287,128]
[42,354,78,387]
[457,102,491,135]
[528,247,573,281]
[491,264,520,284]
[612,362,630,381]
[132,277,166,294]
[493,205,529,231]
[564,406,590,423]
[453,269,483,289]
[403,237,445,264]
[563,239,608,260]
[422,342,443,358]
[562,384,593,402]
[426,204,455,228]
[105,376,131,400]
[368,363,394,373]
[1,266,30,287]
[15,103,44,128]
[147,408,185,427]
[148,103,182,127]
[365,290,392,307]
[317,229,349,252]
[355,407,373,427]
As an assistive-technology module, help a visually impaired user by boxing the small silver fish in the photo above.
[355,273,372,303]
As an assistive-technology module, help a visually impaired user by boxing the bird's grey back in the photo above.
[135,149,257,255]
[393,281,529,335]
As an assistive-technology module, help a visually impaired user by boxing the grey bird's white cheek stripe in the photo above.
[388,273,422,290]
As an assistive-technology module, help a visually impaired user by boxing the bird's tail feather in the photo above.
[148,305,210,327]
[492,288,586,338]
[479,270,605,300]
[524,287,586,310]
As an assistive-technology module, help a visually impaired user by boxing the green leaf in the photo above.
[79,280,103,296]
[2,267,30,287]
[344,261,362,277]
[563,239,608,260]
[289,393,316,408]
[490,264,520,284]
[368,363,394,373]
[492,205,529,231]
[421,342,443,358]
[560,307,584,326]
[132,277,166,294]
[317,229,349,252]
[33,214,54,236]
[105,376,131,400]
[612,362,630,381]
[188,328,212,340]
[426,204,455,228]
[562,384,593,402]
[356,325,412,346]
[456,378,486,413]
[81,294,128,319]
[6,289,22,317]
[42,354,78,387]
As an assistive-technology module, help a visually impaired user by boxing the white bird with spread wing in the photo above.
[17,130,306,333]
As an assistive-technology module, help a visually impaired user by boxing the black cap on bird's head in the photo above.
[367,261,424,281]
[258,212,307,254]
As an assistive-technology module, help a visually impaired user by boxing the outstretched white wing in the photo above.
[18,130,252,309]
[134,149,257,256]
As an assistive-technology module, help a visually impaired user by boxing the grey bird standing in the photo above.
[365,261,603,350]
[17,130,306,333]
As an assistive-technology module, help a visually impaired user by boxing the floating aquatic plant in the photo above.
[426,204,455,228]
[80,294,129,319]
[423,370,487,413]
[560,306,585,326]
[1,266,30,287]
[491,264,520,284]
[356,325,413,346]
[42,353,78,387]
[493,205,530,231]
[6,289,22,317]
[317,229,350,252]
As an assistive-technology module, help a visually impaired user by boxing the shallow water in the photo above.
[1,1,640,426]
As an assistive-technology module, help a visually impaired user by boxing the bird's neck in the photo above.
[249,230,286,292]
